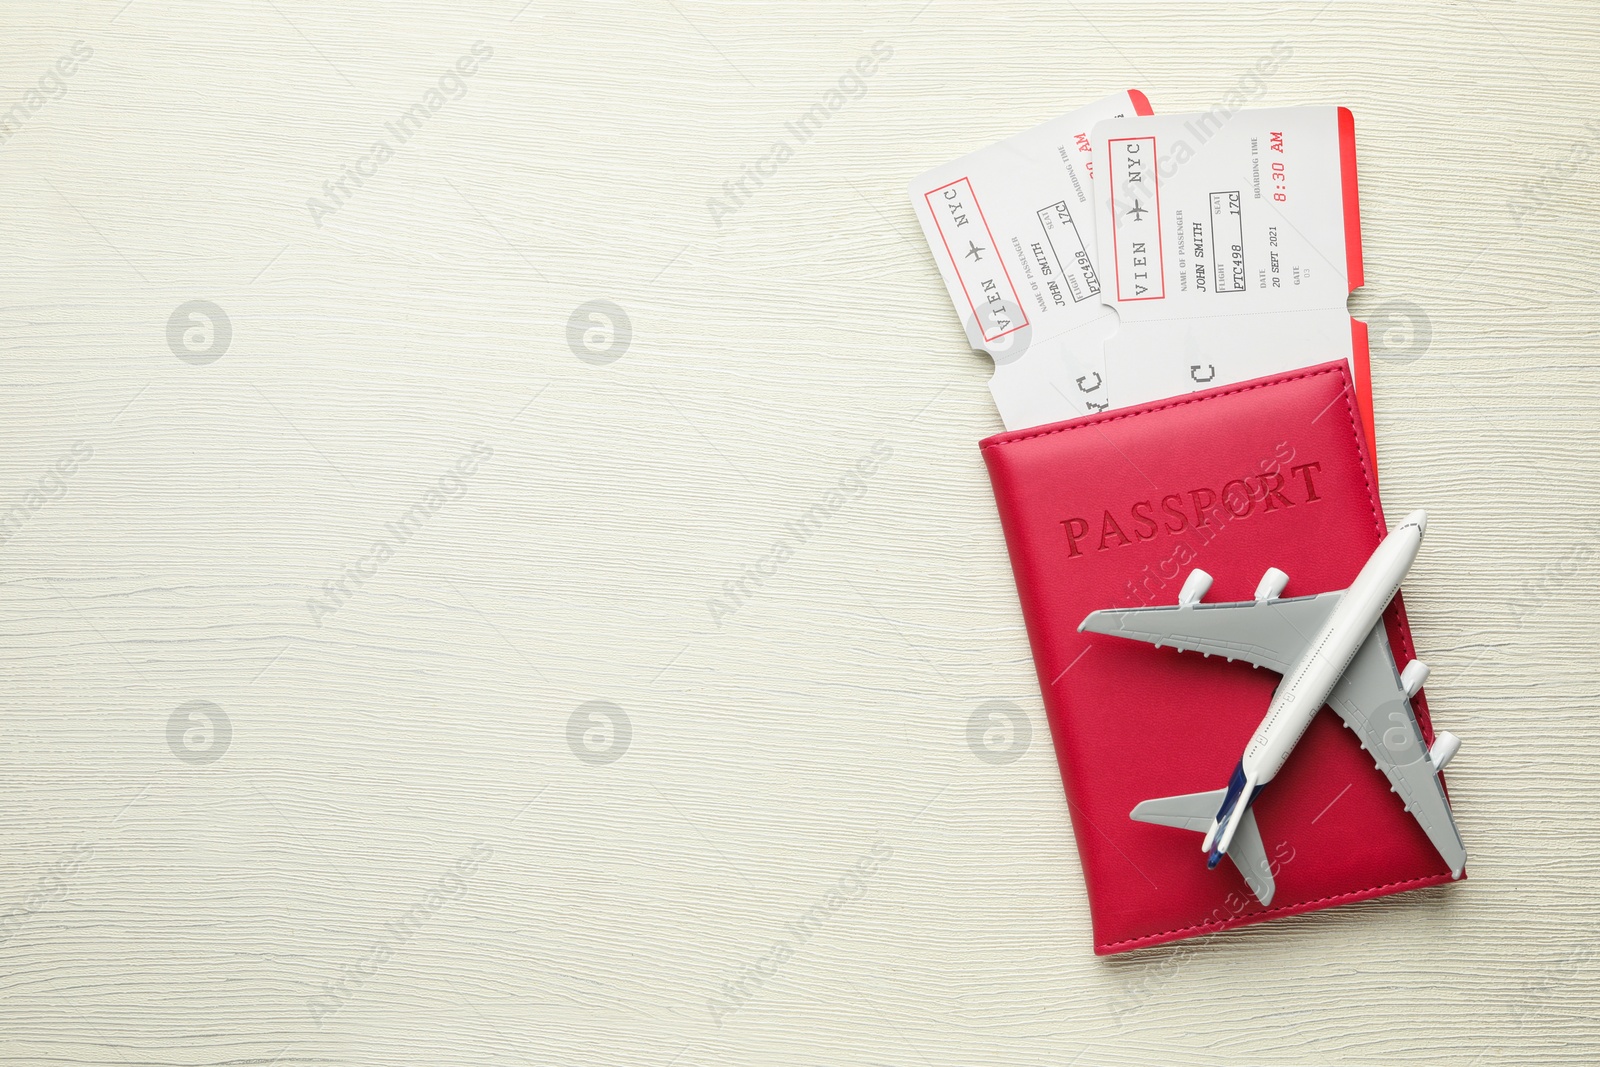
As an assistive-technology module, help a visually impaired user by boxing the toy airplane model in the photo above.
[1077,510,1465,906]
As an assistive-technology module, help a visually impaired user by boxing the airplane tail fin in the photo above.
[1130,788,1228,833]
[1131,788,1276,906]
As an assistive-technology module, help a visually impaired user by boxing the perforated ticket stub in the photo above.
[1089,105,1375,448]
[909,90,1152,430]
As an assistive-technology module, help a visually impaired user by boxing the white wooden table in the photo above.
[4,2,1598,1063]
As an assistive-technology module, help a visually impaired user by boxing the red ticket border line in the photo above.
[1337,106,1377,473]
[1106,135,1166,302]
[922,177,1029,342]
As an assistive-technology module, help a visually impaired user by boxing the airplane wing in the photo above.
[1079,591,1343,673]
[1324,622,1467,876]
[1131,788,1276,906]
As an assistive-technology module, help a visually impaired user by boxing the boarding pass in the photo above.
[909,90,1152,430]
[1089,105,1376,448]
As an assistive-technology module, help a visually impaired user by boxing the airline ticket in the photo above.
[909,90,1152,430]
[1089,105,1375,447]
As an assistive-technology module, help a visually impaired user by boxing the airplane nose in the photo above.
[1403,509,1427,537]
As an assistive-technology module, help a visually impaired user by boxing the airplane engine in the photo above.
[1253,567,1289,601]
[1401,660,1430,698]
[1178,569,1213,606]
[1429,730,1461,772]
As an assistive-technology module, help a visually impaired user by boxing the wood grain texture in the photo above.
[2,1,1598,1063]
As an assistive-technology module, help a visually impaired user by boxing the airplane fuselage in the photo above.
[1203,511,1428,858]
[1242,512,1427,787]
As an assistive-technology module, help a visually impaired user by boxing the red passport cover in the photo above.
[980,361,1457,954]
